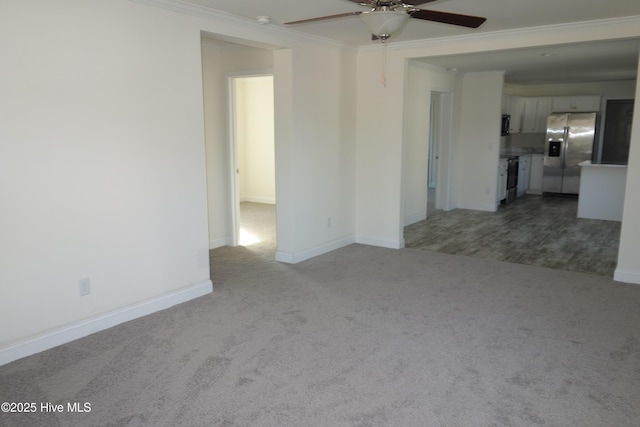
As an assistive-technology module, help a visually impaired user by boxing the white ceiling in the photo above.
[187,0,640,85]
[417,39,640,85]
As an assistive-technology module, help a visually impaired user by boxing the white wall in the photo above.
[0,0,358,364]
[0,0,212,359]
[505,80,636,99]
[454,72,505,211]
[236,76,276,204]
[355,49,406,248]
[615,48,640,284]
[277,43,357,260]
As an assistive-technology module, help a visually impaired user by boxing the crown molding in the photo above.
[129,1,640,55]
[359,15,640,54]
[129,0,355,50]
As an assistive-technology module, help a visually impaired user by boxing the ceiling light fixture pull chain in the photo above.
[381,41,387,87]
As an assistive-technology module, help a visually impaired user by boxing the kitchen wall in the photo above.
[455,72,505,211]
[502,133,546,154]
[505,80,636,99]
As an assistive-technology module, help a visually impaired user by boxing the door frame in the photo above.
[226,70,274,246]
[430,90,454,212]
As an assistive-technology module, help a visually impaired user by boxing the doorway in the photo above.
[428,91,453,214]
[427,93,440,215]
[229,74,276,250]
[601,99,634,165]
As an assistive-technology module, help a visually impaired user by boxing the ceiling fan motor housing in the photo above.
[360,10,410,39]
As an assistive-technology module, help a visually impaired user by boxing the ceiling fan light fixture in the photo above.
[360,10,410,41]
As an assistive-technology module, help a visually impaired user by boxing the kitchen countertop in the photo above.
[500,149,544,157]
[579,160,628,168]
[500,152,544,158]
[577,160,627,221]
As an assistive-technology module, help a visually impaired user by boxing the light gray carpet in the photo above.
[2,242,640,426]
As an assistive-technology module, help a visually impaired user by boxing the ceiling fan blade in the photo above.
[344,0,376,5]
[400,0,438,5]
[345,0,437,5]
[285,11,362,25]
[409,9,486,28]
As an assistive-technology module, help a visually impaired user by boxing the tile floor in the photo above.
[404,194,622,277]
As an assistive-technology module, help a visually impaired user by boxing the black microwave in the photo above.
[501,114,510,136]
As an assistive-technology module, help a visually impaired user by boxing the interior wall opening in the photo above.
[200,34,277,258]
[231,74,277,250]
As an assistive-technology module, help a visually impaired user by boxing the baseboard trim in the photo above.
[209,236,230,249]
[0,280,213,366]
[613,269,640,285]
[457,201,497,212]
[239,197,276,205]
[276,236,355,264]
[404,210,427,227]
[355,235,404,249]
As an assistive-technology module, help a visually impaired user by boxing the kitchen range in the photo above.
[498,154,539,205]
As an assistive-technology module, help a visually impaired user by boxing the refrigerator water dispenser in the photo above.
[548,141,561,157]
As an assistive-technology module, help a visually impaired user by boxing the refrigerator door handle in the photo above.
[561,126,569,169]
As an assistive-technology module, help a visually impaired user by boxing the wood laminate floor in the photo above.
[241,199,621,277]
[404,194,621,277]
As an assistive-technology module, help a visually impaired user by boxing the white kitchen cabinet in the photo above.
[521,98,536,133]
[527,154,545,195]
[521,98,553,133]
[517,155,531,197]
[508,96,524,134]
[504,95,602,134]
[534,98,552,132]
[502,94,524,133]
[497,158,508,204]
[551,96,601,112]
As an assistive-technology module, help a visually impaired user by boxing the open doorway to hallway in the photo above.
[201,34,279,258]
[427,92,440,217]
[428,90,454,215]
[230,74,277,253]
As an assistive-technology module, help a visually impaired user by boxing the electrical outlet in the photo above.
[327,217,332,228]
[79,277,91,296]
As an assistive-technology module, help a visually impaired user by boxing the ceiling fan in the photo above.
[285,0,486,42]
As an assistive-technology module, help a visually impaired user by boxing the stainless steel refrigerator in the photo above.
[542,112,597,195]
